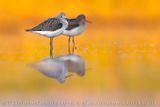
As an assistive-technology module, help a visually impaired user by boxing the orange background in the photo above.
[0,0,160,94]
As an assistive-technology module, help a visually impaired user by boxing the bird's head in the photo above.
[77,14,91,24]
[57,12,67,19]
[76,14,85,25]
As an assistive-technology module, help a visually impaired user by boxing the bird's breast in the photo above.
[63,25,85,36]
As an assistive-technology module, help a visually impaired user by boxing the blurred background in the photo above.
[0,0,160,103]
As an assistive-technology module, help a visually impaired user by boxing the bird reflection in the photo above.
[30,47,85,83]
[56,54,85,77]
[31,58,67,83]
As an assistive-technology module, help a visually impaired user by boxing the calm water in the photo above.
[0,26,160,107]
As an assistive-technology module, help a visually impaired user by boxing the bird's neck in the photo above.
[60,18,68,29]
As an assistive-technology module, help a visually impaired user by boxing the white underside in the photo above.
[31,28,64,37]
[63,25,85,36]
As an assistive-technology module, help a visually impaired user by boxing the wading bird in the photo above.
[26,12,68,57]
[63,14,90,53]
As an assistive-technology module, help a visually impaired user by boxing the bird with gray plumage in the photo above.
[63,14,90,53]
[26,12,68,57]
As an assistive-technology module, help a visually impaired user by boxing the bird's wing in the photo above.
[66,19,79,30]
[26,18,63,31]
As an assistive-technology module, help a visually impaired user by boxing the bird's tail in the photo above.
[25,29,32,32]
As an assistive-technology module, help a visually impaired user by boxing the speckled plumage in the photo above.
[66,19,79,30]
[26,18,63,31]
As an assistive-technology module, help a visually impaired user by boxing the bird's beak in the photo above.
[86,20,92,23]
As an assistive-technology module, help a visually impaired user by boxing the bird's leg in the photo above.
[50,37,53,58]
[72,37,77,51]
[65,74,73,78]
[72,37,75,54]
[68,36,71,54]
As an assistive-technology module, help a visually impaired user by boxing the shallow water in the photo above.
[0,26,160,107]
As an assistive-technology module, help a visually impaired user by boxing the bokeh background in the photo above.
[0,0,160,105]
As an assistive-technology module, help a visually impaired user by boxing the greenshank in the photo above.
[63,14,90,53]
[26,12,68,57]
